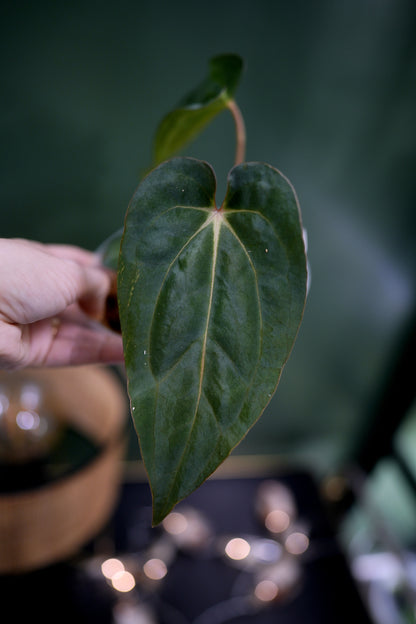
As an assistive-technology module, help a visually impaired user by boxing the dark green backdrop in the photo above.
[1,0,415,472]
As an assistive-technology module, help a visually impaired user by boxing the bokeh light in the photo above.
[225,537,251,561]
[101,557,125,579]
[111,570,136,593]
[285,532,309,555]
[254,579,279,602]
[162,512,188,535]
[143,558,168,580]
[265,509,291,534]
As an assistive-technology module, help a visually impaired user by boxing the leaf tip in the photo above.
[151,500,175,527]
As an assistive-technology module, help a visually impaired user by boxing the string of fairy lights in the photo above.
[81,479,312,624]
[0,380,315,623]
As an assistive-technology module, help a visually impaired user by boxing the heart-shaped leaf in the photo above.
[153,54,243,165]
[118,157,307,524]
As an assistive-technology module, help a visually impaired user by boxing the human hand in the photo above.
[0,238,124,369]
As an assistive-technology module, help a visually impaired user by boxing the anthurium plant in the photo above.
[99,54,307,525]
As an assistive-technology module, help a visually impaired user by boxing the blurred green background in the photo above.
[1,0,415,474]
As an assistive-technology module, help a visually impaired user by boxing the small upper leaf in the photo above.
[153,54,243,165]
[96,227,124,271]
[118,157,307,525]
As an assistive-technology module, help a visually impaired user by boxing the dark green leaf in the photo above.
[153,54,243,165]
[118,157,307,524]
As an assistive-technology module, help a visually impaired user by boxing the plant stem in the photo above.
[227,99,246,166]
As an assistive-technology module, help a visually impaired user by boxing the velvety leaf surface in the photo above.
[153,54,243,165]
[118,157,307,524]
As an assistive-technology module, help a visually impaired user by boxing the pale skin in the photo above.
[0,238,124,369]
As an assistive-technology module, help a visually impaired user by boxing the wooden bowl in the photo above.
[0,366,127,574]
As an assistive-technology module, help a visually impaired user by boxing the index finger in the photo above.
[45,244,101,267]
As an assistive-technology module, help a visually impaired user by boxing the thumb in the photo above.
[74,264,115,323]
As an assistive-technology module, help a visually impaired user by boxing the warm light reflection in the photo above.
[225,538,251,561]
[265,509,290,533]
[162,508,212,551]
[101,557,125,579]
[257,557,301,598]
[285,531,309,555]
[254,579,279,602]
[162,512,188,535]
[143,558,168,580]
[256,480,296,523]
[111,570,136,592]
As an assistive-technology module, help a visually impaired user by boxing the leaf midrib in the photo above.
[152,206,279,513]
[195,213,222,414]
[155,211,223,514]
